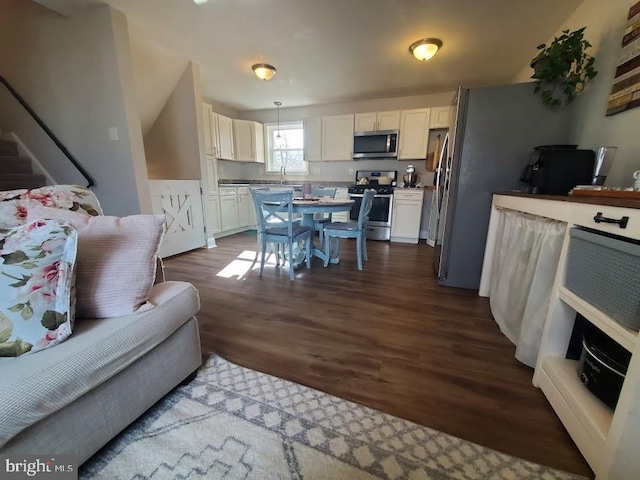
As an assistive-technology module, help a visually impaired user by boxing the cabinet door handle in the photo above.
[593,212,629,229]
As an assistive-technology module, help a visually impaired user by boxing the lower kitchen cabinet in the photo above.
[220,188,239,232]
[216,186,255,238]
[209,194,222,235]
[391,189,424,244]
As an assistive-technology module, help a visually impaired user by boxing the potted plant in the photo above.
[530,27,598,109]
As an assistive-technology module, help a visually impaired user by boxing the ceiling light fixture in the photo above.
[252,63,277,81]
[274,101,282,139]
[409,38,443,61]
[192,0,208,4]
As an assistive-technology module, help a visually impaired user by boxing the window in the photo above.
[265,122,307,173]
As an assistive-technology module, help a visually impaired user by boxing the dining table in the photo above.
[290,197,355,265]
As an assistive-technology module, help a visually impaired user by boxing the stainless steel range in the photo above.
[348,170,397,241]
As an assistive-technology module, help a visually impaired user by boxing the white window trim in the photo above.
[264,121,308,174]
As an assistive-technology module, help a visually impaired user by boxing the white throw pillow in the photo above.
[27,206,165,319]
[0,219,78,356]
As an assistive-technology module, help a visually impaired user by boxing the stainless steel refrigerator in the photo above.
[432,82,573,289]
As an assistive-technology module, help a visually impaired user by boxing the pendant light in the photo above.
[274,101,282,139]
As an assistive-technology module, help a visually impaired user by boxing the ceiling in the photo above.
[36,0,584,111]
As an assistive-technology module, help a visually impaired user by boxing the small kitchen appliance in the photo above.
[592,146,618,185]
[520,146,596,195]
[353,131,399,159]
[577,323,631,409]
[348,170,397,240]
[403,165,420,187]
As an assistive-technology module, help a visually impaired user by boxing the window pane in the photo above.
[273,128,303,149]
[273,149,304,170]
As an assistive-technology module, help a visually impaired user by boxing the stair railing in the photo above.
[0,75,95,188]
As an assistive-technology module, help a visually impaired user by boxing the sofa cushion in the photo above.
[0,219,78,357]
[27,206,165,319]
[0,185,102,229]
[0,281,200,448]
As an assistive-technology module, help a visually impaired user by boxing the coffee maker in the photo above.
[520,146,596,195]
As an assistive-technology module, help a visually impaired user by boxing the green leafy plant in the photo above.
[530,27,597,109]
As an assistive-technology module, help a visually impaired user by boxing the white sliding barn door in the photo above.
[150,180,206,258]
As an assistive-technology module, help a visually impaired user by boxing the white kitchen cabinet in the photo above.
[217,113,235,161]
[429,107,450,129]
[399,108,431,160]
[233,120,264,163]
[219,187,239,231]
[236,187,252,227]
[303,117,322,162]
[208,194,222,235]
[355,111,401,132]
[480,194,640,480]
[390,188,424,244]
[321,114,354,161]
[202,103,214,155]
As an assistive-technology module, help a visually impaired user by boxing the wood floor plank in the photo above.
[164,233,593,478]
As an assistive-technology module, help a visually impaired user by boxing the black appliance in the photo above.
[520,146,596,195]
[348,170,396,240]
[352,130,399,159]
[577,323,631,409]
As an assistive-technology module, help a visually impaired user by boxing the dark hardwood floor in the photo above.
[164,233,593,478]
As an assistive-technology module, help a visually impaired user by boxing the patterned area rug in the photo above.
[80,355,586,480]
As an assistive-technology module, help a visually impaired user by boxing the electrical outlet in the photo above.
[348,168,354,175]
[108,127,119,141]
[313,166,321,174]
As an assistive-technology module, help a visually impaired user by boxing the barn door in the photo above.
[149,180,206,258]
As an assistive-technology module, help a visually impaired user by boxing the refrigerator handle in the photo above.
[434,132,449,188]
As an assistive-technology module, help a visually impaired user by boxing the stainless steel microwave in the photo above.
[353,130,399,159]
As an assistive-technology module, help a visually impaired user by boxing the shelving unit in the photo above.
[481,194,640,480]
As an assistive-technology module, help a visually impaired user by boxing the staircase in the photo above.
[0,138,46,191]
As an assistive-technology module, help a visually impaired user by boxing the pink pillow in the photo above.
[27,206,164,319]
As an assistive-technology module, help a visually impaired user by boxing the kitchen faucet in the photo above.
[280,165,286,185]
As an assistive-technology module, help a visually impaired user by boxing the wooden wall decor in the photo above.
[607,1,640,115]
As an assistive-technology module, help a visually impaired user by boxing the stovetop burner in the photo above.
[348,169,397,195]
[348,184,395,194]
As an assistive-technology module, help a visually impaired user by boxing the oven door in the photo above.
[349,193,393,226]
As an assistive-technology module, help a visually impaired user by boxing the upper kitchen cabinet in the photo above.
[321,114,354,161]
[303,117,322,162]
[202,103,214,155]
[233,119,265,163]
[429,107,450,129]
[354,111,401,132]
[217,113,235,160]
[399,108,431,160]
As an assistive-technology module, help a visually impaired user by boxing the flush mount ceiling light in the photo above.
[252,63,277,81]
[409,38,443,61]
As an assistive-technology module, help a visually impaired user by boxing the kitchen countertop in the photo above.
[497,191,640,210]
[218,180,353,188]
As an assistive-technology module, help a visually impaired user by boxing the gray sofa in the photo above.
[0,280,202,464]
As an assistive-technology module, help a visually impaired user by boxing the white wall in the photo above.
[216,91,454,184]
[144,63,204,180]
[0,0,151,216]
[128,25,190,137]
[514,0,640,187]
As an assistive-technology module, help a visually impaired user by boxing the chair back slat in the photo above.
[357,189,375,230]
[250,188,295,236]
[312,187,337,199]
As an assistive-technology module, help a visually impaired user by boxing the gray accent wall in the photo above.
[0,0,151,216]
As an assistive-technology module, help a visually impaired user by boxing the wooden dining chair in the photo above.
[311,187,337,249]
[250,188,312,281]
[322,188,375,270]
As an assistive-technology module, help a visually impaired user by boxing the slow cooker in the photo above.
[578,324,631,409]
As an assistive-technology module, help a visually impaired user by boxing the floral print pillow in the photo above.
[0,185,102,229]
[0,219,78,357]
